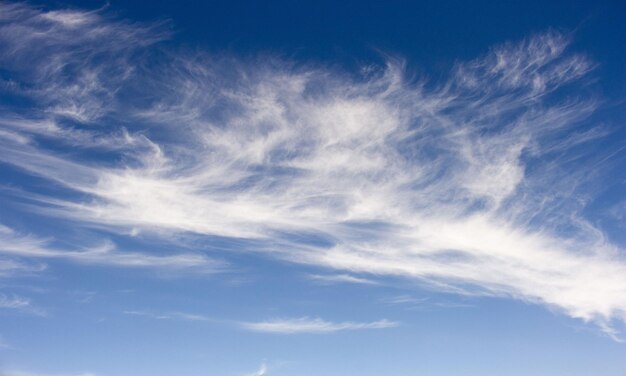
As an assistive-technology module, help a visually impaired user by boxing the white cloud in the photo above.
[0,293,45,316]
[0,258,46,278]
[123,310,397,335]
[0,294,30,309]
[0,225,223,272]
[244,363,267,376]
[307,273,379,285]
[240,317,398,334]
[123,310,214,322]
[383,295,428,305]
[0,3,625,338]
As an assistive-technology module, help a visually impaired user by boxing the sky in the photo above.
[0,0,625,375]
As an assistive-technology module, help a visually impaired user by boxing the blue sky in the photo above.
[0,0,625,375]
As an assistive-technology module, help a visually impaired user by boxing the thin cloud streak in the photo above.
[240,317,399,334]
[0,294,30,309]
[1,2,625,338]
[0,293,46,316]
[307,273,379,285]
[123,310,215,322]
[0,225,224,272]
[123,310,397,334]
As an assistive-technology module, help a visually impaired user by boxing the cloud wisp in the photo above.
[123,310,397,334]
[1,2,625,337]
[0,293,46,316]
[0,293,30,310]
[306,273,379,285]
[123,310,215,322]
[0,225,223,272]
[244,363,267,376]
[240,317,398,334]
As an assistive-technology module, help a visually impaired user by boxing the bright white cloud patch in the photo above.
[0,2,625,338]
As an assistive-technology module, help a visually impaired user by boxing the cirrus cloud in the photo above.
[0,2,625,339]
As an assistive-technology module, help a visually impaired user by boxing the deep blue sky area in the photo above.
[1,1,626,375]
[60,0,625,91]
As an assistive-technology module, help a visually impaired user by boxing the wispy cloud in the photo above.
[382,295,474,310]
[123,309,397,335]
[0,293,45,316]
[244,363,267,376]
[0,257,46,278]
[0,225,223,272]
[307,273,379,285]
[123,310,214,322]
[0,293,30,309]
[0,2,625,338]
[240,317,399,334]
[383,295,429,305]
